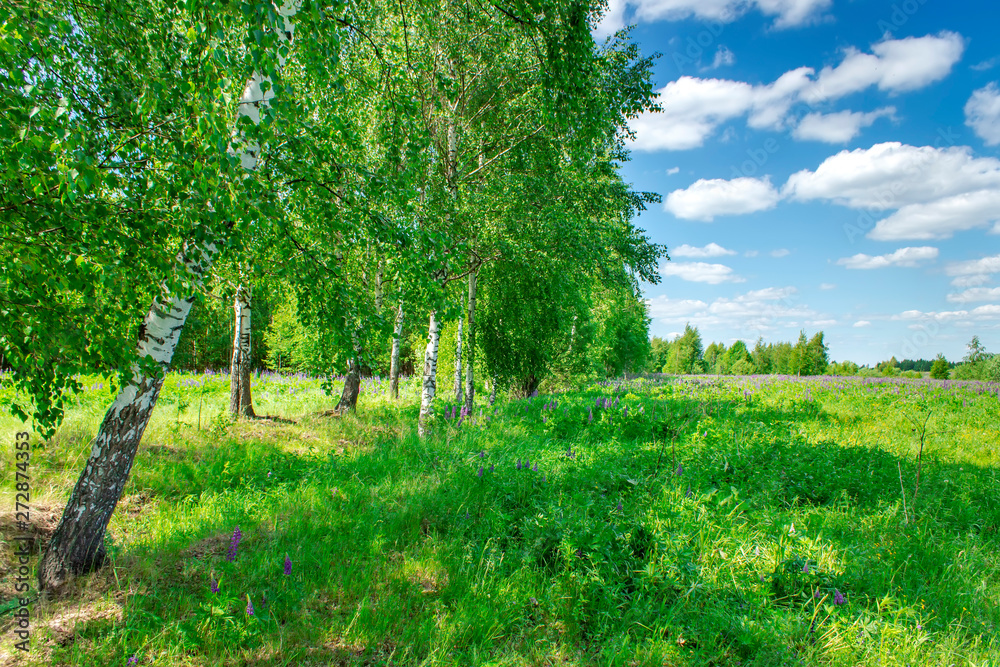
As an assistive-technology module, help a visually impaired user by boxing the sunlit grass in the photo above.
[0,372,998,665]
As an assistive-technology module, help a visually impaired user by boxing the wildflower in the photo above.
[246,596,255,616]
[532,463,538,472]
[227,526,242,562]
[685,485,692,498]
[211,578,220,593]
[814,590,821,599]
[465,510,470,520]
[489,464,494,472]
[477,466,484,477]
[675,463,683,476]
[616,501,623,512]
[525,457,530,468]
[128,657,138,665]
[516,459,522,470]
[480,450,486,458]
[284,554,292,576]
[542,475,547,482]
[588,407,593,423]
[802,563,809,574]
[833,590,846,605]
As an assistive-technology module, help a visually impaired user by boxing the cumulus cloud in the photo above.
[945,254,1000,287]
[946,287,1000,303]
[646,287,815,334]
[836,246,939,269]
[892,305,1000,324]
[792,108,895,143]
[665,177,780,220]
[853,320,871,327]
[784,142,1000,240]
[804,32,965,103]
[708,46,736,70]
[672,242,737,258]
[965,83,1000,146]
[659,261,745,284]
[629,33,963,151]
[630,0,831,28]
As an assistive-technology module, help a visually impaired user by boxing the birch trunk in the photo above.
[38,244,213,591]
[489,374,497,405]
[39,3,298,591]
[418,311,442,437]
[389,300,404,400]
[229,284,255,418]
[463,271,477,413]
[336,334,362,412]
[453,297,463,403]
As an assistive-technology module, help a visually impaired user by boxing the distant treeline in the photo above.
[647,325,999,381]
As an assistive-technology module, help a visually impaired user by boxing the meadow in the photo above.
[1,372,999,666]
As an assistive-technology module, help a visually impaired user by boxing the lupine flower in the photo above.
[516,459,522,470]
[477,466,484,477]
[685,485,692,498]
[802,563,810,574]
[814,590,821,599]
[833,590,846,605]
[525,457,530,467]
[246,596,255,616]
[211,578,220,593]
[465,510,470,520]
[616,501,623,512]
[532,463,538,472]
[489,464,495,472]
[479,450,485,458]
[128,657,138,665]
[227,527,242,562]
[675,463,683,476]
[284,554,292,576]
[588,407,593,423]
[542,475,547,482]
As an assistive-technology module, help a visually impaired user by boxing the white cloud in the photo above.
[770,248,791,257]
[853,320,871,327]
[945,254,1000,288]
[630,0,831,27]
[672,242,737,258]
[744,250,759,257]
[819,283,836,290]
[592,0,627,39]
[971,57,998,72]
[666,167,680,175]
[792,107,895,143]
[708,46,736,70]
[965,83,1000,146]
[804,32,964,103]
[629,33,963,151]
[665,177,780,220]
[630,77,753,151]
[648,287,816,335]
[892,305,1000,323]
[946,287,1000,303]
[784,142,1000,240]
[870,189,1000,240]
[659,261,745,284]
[836,246,939,269]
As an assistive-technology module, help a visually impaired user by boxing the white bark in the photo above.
[40,2,300,591]
[229,284,254,417]
[418,311,442,437]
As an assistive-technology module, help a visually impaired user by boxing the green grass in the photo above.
[1,372,998,666]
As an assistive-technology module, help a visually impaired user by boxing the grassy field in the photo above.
[1,372,999,666]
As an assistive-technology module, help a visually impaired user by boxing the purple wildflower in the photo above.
[588,407,593,423]
[616,501,623,512]
[227,526,242,562]
[489,464,494,472]
[516,459,522,470]
[675,463,683,476]
[480,450,486,458]
[246,596,255,616]
[814,590,821,598]
[284,554,292,576]
[532,463,538,472]
[477,466,484,477]
[465,510,470,520]
[128,657,138,665]
[211,578,220,593]
[685,485,692,498]
[833,590,846,605]
[802,563,810,574]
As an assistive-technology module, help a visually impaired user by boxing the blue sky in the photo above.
[596,0,1000,365]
